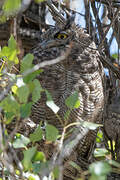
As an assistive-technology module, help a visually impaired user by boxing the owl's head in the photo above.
[32,13,98,72]
[39,16,85,50]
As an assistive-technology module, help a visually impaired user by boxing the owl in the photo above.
[30,17,104,178]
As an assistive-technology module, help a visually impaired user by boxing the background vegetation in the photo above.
[0,0,120,179]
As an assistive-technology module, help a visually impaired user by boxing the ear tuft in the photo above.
[64,15,75,29]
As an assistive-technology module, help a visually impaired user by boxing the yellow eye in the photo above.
[55,33,68,40]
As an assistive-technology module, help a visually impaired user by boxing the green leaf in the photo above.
[13,134,30,148]
[8,35,17,50]
[45,90,60,114]
[14,56,19,64]
[94,148,109,158]
[0,46,11,57]
[23,69,43,83]
[30,125,43,143]
[16,85,29,103]
[32,163,41,174]
[22,147,37,170]
[89,161,111,176]
[16,77,25,87]
[32,79,43,103]
[0,36,19,65]
[20,53,34,73]
[28,176,36,180]
[33,151,46,162]
[7,50,19,64]
[5,112,15,124]
[81,121,102,130]
[8,49,17,59]
[65,91,80,109]
[3,0,21,14]
[0,95,20,114]
[11,84,18,94]
[46,124,59,141]
[8,50,17,61]
[15,169,20,176]
[96,131,103,143]
[20,103,32,118]
[112,54,118,59]
[32,162,49,174]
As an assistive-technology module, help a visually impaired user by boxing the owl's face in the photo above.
[39,21,77,50]
[32,17,100,75]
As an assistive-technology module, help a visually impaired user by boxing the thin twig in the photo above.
[98,8,120,50]
[46,0,66,25]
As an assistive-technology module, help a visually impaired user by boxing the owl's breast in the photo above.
[31,41,104,130]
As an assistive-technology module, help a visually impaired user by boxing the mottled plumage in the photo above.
[104,91,120,162]
[30,19,104,178]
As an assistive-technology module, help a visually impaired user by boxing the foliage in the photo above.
[0,0,120,177]
[0,0,46,23]
[0,0,21,22]
[0,33,120,180]
[89,161,111,180]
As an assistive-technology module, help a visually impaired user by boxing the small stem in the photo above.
[0,59,5,73]
[64,122,81,131]
[56,113,64,127]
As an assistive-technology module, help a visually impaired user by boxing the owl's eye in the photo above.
[55,33,68,40]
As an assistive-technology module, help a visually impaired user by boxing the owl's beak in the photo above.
[40,40,58,49]
[40,40,66,49]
